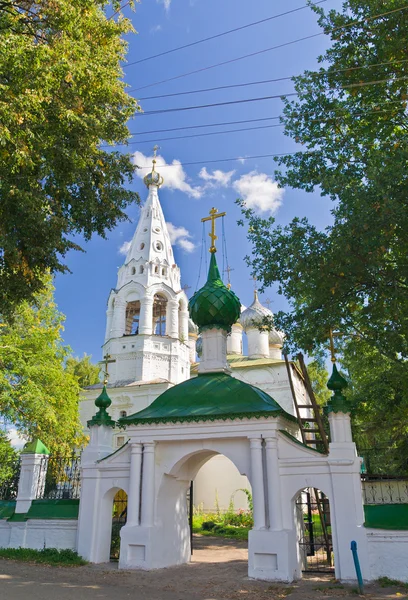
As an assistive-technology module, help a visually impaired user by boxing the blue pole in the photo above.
[350,540,364,594]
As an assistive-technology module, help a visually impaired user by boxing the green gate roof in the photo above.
[119,372,296,426]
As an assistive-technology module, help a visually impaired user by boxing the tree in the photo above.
[0,430,19,487]
[0,0,140,315]
[0,275,84,454]
[238,1,408,472]
[305,359,331,407]
[66,354,101,388]
[239,0,408,362]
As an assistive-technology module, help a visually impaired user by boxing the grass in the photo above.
[377,577,408,589]
[192,504,252,541]
[193,523,250,540]
[0,547,87,566]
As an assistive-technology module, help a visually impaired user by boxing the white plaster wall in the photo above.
[1,520,77,550]
[194,455,251,511]
[366,529,408,582]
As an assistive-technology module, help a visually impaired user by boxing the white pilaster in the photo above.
[166,299,179,338]
[127,443,143,526]
[187,334,197,363]
[328,412,353,443]
[139,296,154,335]
[198,328,230,374]
[110,296,126,338]
[249,437,266,530]
[141,442,156,527]
[265,437,283,530]
[179,310,189,343]
[105,308,114,342]
[15,453,49,514]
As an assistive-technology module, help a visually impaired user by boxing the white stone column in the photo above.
[246,328,269,359]
[227,323,243,355]
[110,296,126,338]
[198,327,230,374]
[166,299,179,338]
[187,334,197,363]
[179,309,189,343]
[265,437,283,530]
[249,437,266,530]
[139,296,154,335]
[104,308,114,342]
[127,443,143,526]
[328,411,353,443]
[15,453,49,514]
[141,442,156,527]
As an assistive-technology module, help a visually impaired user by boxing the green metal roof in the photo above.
[189,253,241,333]
[119,372,296,426]
[22,438,50,455]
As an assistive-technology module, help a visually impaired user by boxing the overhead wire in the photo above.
[132,59,408,99]
[130,5,408,92]
[131,76,408,117]
[123,0,330,68]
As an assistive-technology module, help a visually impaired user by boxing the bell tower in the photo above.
[103,149,190,385]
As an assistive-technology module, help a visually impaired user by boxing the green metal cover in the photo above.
[364,504,408,530]
[120,372,296,426]
[22,438,50,455]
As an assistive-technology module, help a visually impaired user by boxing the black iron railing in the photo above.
[361,475,408,505]
[42,454,81,500]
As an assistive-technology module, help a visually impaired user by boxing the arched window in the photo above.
[119,410,127,418]
[139,265,144,274]
[131,267,136,275]
[140,243,145,250]
[154,265,159,274]
[125,300,140,335]
[162,268,167,276]
[153,294,167,336]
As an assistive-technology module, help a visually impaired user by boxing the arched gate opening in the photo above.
[295,488,333,573]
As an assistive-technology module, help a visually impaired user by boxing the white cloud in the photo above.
[199,167,235,187]
[119,240,131,256]
[157,0,171,12]
[166,222,196,253]
[7,428,26,450]
[150,24,162,33]
[133,151,202,199]
[233,171,284,215]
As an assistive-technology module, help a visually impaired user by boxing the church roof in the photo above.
[119,372,296,426]
[189,253,241,333]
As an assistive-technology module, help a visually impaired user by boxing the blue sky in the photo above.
[54,0,344,362]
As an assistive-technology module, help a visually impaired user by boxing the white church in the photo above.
[79,154,311,510]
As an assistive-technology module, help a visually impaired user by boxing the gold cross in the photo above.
[152,145,160,171]
[224,265,234,289]
[201,207,226,253]
[98,353,116,385]
[264,297,273,309]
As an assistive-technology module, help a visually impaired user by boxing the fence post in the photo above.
[15,439,50,514]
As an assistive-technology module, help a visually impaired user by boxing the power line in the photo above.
[132,76,408,117]
[123,0,329,68]
[130,5,408,92]
[135,152,309,169]
[106,107,398,148]
[132,59,408,99]
[135,93,297,117]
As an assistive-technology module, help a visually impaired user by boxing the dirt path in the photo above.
[0,536,406,600]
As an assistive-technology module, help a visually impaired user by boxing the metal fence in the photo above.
[361,476,408,505]
[41,454,81,500]
[0,459,20,501]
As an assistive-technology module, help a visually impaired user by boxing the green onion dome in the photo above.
[189,253,241,333]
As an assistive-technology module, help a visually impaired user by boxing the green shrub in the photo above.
[0,547,87,566]
[201,520,216,530]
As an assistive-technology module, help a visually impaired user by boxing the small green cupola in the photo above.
[189,253,241,333]
[87,385,115,428]
[325,363,350,414]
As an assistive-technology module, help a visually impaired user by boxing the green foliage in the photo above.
[0,0,140,315]
[306,360,331,406]
[0,547,87,565]
[0,430,19,486]
[238,1,408,473]
[0,275,84,454]
[377,577,408,589]
[192,490,253,540]
[65,354,100,388]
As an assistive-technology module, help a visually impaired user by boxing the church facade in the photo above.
[79,156,313,509]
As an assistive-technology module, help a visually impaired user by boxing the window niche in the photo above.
[152,294,167,336]
[125,300,140,335]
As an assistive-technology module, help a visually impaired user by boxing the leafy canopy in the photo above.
[0,274,84,454]
[65,354,101,388]
[0,0,140,315]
